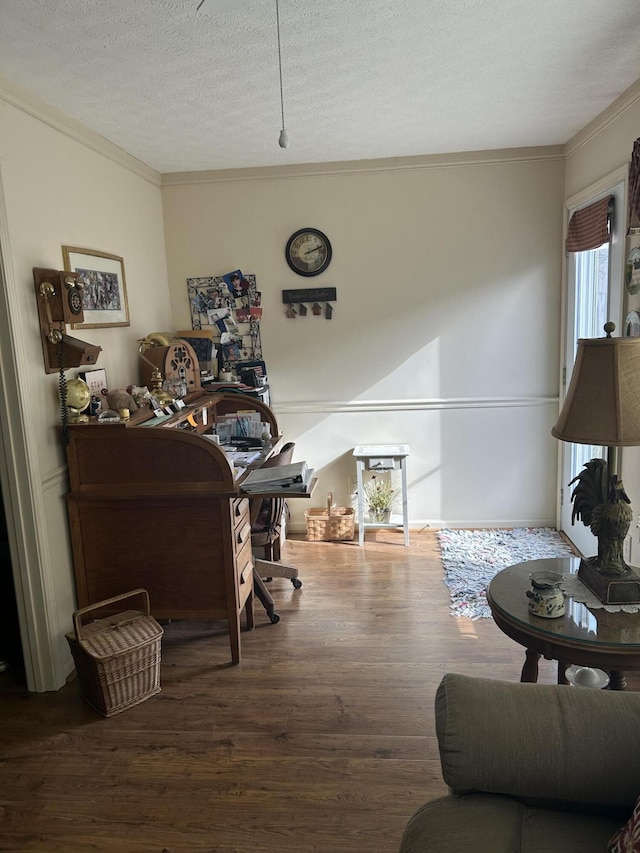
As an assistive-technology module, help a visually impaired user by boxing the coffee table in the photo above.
[486,557,640,690]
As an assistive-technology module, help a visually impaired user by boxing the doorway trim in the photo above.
[557,164,628,546]
[0,167,60,692]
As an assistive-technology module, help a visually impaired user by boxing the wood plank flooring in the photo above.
[1,529,636,852]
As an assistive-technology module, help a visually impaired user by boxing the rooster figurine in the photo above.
[569,458,633,576]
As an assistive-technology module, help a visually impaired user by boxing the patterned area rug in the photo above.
[437,528,575,619]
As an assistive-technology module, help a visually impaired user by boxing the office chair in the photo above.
[250,442,302,589]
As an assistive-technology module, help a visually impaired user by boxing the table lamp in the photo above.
[551,322,640,603]
[137,339,173,404]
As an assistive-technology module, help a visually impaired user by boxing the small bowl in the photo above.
[565,665,610,689]
[529,570,563,589]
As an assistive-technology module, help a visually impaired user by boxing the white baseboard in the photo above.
[287,518,558,535]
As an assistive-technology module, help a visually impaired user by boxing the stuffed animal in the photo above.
[107,389,138,412]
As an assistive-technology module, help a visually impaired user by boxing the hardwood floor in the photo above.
[1,529,635,852]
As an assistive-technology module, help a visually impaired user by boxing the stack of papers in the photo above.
[241,461,313,493]
[225,449,263,467]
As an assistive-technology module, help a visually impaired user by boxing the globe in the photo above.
[63,378,91,423]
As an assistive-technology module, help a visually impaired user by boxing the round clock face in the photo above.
[286,228,332,277]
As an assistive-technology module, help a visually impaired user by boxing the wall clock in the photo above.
[285,228,332,277]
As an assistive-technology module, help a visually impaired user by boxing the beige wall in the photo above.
[0,80,172,689]
[163,150,566,530]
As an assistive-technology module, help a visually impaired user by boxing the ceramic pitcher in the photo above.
[526,570,565,618]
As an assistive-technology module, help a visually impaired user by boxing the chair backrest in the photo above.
[251,442,296,534]
[261,442,295,470]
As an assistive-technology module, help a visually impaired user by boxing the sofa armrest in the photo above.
[436,673,640,810]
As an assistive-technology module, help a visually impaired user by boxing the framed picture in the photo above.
[78,368,108,399]
[62,246,130,329]
[625,310,640,338]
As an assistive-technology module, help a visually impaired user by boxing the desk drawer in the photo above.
[237,562,253,609]
[235,519,252,553]
[232,498,249,526]
[237,545,253,587]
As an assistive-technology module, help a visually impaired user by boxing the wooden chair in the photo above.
[250,442,302,589]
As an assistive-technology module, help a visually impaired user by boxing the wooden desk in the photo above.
[64,390,311,664]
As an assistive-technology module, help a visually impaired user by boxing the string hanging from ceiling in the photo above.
[195,0,288,148]
[275,0,288,148]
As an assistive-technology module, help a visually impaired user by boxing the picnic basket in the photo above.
[305,492,355,541]
[66,588,163,717]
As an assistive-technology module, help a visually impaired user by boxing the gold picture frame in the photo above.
[63,246,130,329]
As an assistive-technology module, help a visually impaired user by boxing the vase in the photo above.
[370,509,391,524]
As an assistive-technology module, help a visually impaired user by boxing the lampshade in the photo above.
[552,333,640,446]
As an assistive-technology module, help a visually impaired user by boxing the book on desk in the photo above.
[241,460,314,494]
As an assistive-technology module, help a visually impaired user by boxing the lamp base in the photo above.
[578,558,640,604]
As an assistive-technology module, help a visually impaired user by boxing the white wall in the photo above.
[0,78,172,689]
[163,150,566,530]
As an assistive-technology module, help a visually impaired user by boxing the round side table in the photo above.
[486,557,640,690]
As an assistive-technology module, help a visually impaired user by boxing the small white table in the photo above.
[353,444,410,546]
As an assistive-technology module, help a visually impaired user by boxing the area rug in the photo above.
[437,528,575,619]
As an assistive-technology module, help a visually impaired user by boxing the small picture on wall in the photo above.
[222,343,241,362]
[63,246,130,329]
[221,270,248,298]
[625,310,640,338]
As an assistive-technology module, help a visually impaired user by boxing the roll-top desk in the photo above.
[64,390,281,664]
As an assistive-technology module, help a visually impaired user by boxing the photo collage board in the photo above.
[187,271,263,371]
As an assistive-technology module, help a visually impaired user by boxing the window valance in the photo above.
[566,195,614,253]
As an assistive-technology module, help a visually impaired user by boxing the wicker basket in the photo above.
[305,492,355,541]
[66,589,163,718]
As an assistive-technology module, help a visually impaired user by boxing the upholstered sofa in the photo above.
[400,673,640,852]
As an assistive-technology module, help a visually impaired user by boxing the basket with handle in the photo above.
[65,588,163,717]
[305,492,355,541]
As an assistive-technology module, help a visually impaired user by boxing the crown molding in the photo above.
[564,77,640,159]
[161,146,565,187]
[564,164,628,212]
[0,74,161,188]
[0,70,565,189]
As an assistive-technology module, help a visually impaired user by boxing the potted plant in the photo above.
[363,475,399,523]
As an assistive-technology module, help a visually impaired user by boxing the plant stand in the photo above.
[353,444,410,547]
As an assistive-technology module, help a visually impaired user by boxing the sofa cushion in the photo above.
[400,794,623,853]
[435,674,640,811]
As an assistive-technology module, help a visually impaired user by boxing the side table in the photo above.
[353,444,409,547]
[487,557,640,690]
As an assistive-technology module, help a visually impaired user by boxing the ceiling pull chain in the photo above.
[276,0,288,148]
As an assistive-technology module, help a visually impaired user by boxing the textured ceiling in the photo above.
[0,0,639,174]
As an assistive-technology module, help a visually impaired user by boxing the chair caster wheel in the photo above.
[269,612,280,624]
[291,578,302,589]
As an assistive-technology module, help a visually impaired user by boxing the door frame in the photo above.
[0,167,59,692]
[557,165,628,551]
